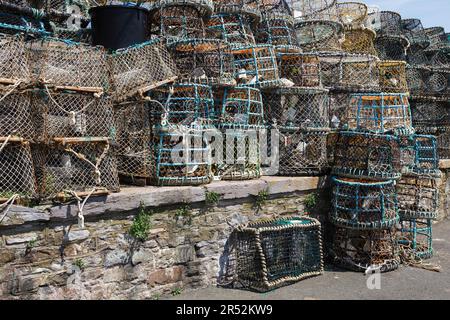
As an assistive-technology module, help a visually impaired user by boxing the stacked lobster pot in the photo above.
[110,36,180,185]
[0,33,37,205]
[404,22,450,161]
[28,36,120,203]
[0,0,91,41]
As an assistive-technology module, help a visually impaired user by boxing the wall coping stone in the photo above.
[0,176,321,228]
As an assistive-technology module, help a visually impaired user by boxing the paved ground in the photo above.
[170,218,450,300]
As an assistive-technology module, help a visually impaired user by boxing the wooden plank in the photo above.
[137,76,178,96]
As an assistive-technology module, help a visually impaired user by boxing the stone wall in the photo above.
[0,177,328,300]
[1,171,448,300]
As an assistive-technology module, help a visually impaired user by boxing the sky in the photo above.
[359,0,450,31]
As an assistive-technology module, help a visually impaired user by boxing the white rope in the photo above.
[44,85,96,116]
[0,80,22,103]
[63,188,97,229]
[0,134,14,154]
[0,194,19,225]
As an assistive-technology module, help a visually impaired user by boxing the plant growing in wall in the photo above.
[129,202,153,241]
[303,193,318,215]
[205,191,221,207]
[254,189,270,211]
[73,258,86,271]
[175,204,193,225]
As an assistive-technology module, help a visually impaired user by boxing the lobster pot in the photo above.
[213,0,261,17]
[256,13,299,48]
[406,66,429,94]
[262,87,329,129]
[32,140,119,199]
[295,20,343,52]
[341,28,377,56]
[397,175,439,220]
[0,4,48,36]
[114,102,155,179]
[437,132,450,159]
[331,177,399,229]
[154,126,212,186]
[411,99,450,133]
[259,0,294,16]
[406,45,430,66]
[206,13,256,45]
[232,44,281,88]
[374,11,403,37]
[328,92,351,129]
[29,38,108,94]
[401,19,430,48]
[149,0,213,41]
[398,218,433,259]
[216,86,264,128]
[409,134,440,176]
[212,128,261,180]
[48,24,91,44]
[0,33,29,85]
[108,39,178,102]
[328,131,402,180]
[33,91,114,141]
[289,0,339,22]
[331,226,399,272]
[0,138,37,199]
[374,35,410,61]
[378,60,408,93]
[234,216,323,292]
[319,53,379,92]
[278,129,329,176]
[44,0,90,16]
[429,48,450,70]
[0,89,34,139]
[169,39,235,86]
[424,27,448,50]
[346,93,413,134]
[277,52,321,87]
[427,69,450,95]
[336,2,368,29]
[149,83,215,126]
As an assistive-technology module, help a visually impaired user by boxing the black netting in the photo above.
[401,18,430,48]
[375,35,409,61]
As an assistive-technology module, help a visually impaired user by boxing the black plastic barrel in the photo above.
[89,5,150,50]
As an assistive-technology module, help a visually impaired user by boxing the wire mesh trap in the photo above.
[259,0,294,16]
[206,12,256,45]
[277,52,321,87]
[378,60,408,93]
[231,44,281,88]
[345,93,413,134]
[336,2,367,29]
[108,39,178,102]
[256,12,299,48]
[410,98,450,133]
[213,0,261,18]
[406,45,430,66]
[427,69,450,96]
[289,0,339,22]
[153,126,212,186]
[330,226,400,272]
[149,0,213,41]
[373,11,403,37]
[169,38,235,86]
[424,27,449,50]
[233,216,323,292]
[401,19,430,49]
[32,90,114,141]
[0,33,30,86]
[29,38,108,94]
[341,27,377,56]
[148,82,215,127]
[262,87,329,129]
[212,128,261,180]
[330,177,399,230]
[0,89,34,139]
[428,48,450,70]
[32,139,120,199]
[397,175,439,220]
[374,35,410,61]
[407,134,440,176]
[328,131,402,180]
[0,137,37,200]
[278,128,329,176]
[294,19,344,52]
[318,52,379,92]
[437,131,450,160]
[398,218,433,259]
[216,86,264,129]
[328,92,351,130]
[113,101,155,179]
[0,2,49,36]
[406,65,429,95]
